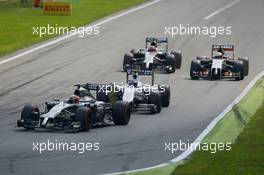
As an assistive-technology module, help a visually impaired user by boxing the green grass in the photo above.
[171,102,264,175]
[122,164,177,175]
[203,78,264,144]
[0,0,146,57]
[170,78,264,175]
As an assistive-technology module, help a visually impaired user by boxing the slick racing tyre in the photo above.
[196,56,209,60]
[233,61,245,81]
[123,53,133,71]
[131,49,144,58]
[190,60,201,80]
[171,50,182,69]
[20,105,40,129]
[238,57,249,76]
[149,92,162,114]
[165,54,176,73]
[75,107,91,132]
[113,101,131,125]
[159,85,170,107]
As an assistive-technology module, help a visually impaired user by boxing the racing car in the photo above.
[123,37,182,73]
[124,69,171,113]
[86,69,171,114]
[190,44,249,80]
[17,86,131,132]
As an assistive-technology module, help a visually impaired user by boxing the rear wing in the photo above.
[146,37,168,43]
[75,84,111,91]
[126,69,154,85]
[211,44,234,57]
[145,37,168,51]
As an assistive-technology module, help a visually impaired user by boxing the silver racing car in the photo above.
[17,86,131,132]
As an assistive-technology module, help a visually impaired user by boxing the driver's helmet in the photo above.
[150,41,157,47]
[129,73,138,87]
[215,52,224,59]
[218,48,225,55]
[74,87,90,97]
[68,95,80,104]
[148,46,156,52]
[148,41,157,52]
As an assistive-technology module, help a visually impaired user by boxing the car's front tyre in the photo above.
[20,105,40,130]
[75,107,91,132]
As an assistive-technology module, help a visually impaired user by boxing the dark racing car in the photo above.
[190,44,249,80]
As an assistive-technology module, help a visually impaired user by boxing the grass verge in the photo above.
[0,0,146,57]
[171,90,264,174]
[126,77,264,175]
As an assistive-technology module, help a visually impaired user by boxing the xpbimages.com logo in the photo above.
[32,140,100,154]
[90,82,167,96]
[165,24,232,38]
[32,24,100,38]
[164,140,232,154]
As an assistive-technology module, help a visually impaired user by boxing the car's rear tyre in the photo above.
[149,92,162,114]
[159,85,170,107]
[113,101,131,125]
[123,53,133,71]
[238,57,249,76]
[236,68,244,81]
[131,49,144,58]
[171,50,182,69]
[234,61,245,81]
[130,49,137,55]
[165,54,176,73]
[196,56,209,60]
[75,107,91,132]
[21,105,40,129]
[190,60,200,80]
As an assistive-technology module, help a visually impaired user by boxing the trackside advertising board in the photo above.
[43,2,72,16]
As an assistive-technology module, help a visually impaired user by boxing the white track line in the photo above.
[0,0,161,66]
[204,0,240,20]
[106,70,264,175]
